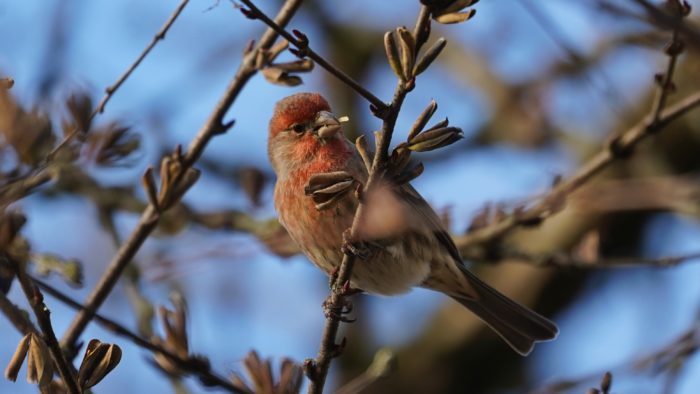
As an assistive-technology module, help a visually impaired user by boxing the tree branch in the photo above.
[0,290,38,336]
[60,0,305,358]
[456,89,700,251]
[47,0,191,162]
[455,10,696,252]
[238,0,388,114]
[32,276,243,393]
[0,0,192,209]
[305,8,432,394]
[8,257,81,394]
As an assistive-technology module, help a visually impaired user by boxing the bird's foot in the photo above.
[322,294,356,323]
[341,229,371,260]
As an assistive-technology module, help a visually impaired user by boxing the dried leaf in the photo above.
[393,162,424,185]
[389,145,412,175]
[0,211,26,249]
[0,89,55,165]
[304,171,354,194]
[152,294,191,376]
[408,100,438,141]
[270,59,314,73]
[88,123,140,166]
[268,39,290,62]
[397,27,416,80]
[232,351,302,394]
[65,93,93,136]
[77,339,122,390]
[4,334,31,382]
[262,67,303,87]
[383,31,404,80]
[239,166,267,207]
[355,135,374,170]
[424,117,449,132]
[26,334,53,387]
[32,253,83,287]
[304,173,356,210]
[414,37,447,76]
[407,127,464,152]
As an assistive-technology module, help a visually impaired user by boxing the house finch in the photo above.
[268,92,557,355]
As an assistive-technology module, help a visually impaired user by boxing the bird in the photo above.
[268,92,557,355]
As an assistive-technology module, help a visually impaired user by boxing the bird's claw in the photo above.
[328,266,339,290]
[322,295,356,323]
[341,229,371,259]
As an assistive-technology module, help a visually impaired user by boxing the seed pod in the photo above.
[141,167,159,210]
[434,9,476,24]
[4,334,31,382]
[414,38,447,76]
[384,31,404,80]
[305,171,354,194]
[271,59,315,73]
[408,100,438,141]
[394,161,424,185]
[77,339,122,390]
[26,334,53,387]
[261,67,303,87]
[424,117,449,132]
[355,135,374,170]
[172,168,201,202]
[396,27,416,80]
[268,39,289,62]
[390,145,412,175]
[304,172,356,210]
[407,127,464,152]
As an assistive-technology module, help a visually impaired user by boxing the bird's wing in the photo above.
[397,183,463,263]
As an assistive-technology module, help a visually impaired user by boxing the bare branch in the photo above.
[456,89,700,251]
[60,0,305,359]
[32,276,244,393]
[7,257,81,394]
[0,0,191,208]
[238,0,388,114]
[48,0,191,161]
[0,290,38,336]
[305,7,433,394]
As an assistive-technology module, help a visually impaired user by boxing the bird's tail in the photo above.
[443,265,558,356]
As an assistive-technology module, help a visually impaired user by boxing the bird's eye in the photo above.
[290,124,305,134]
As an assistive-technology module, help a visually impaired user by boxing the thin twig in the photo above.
[60,0,305,360]
[650,29,681,123]
[47,0,191,162]
[32,276,243,393]
[305,8,432,394]
[456,89,700,251]
[0,0,191,208]
[457,15,691,255]
[0,290,38,335]
[8,257,81,394]
[630,0,700,49]
[238,0,388,114]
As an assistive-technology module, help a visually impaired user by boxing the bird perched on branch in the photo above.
[268,92,557,355]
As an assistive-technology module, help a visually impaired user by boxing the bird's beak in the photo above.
[313,111,342,140]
